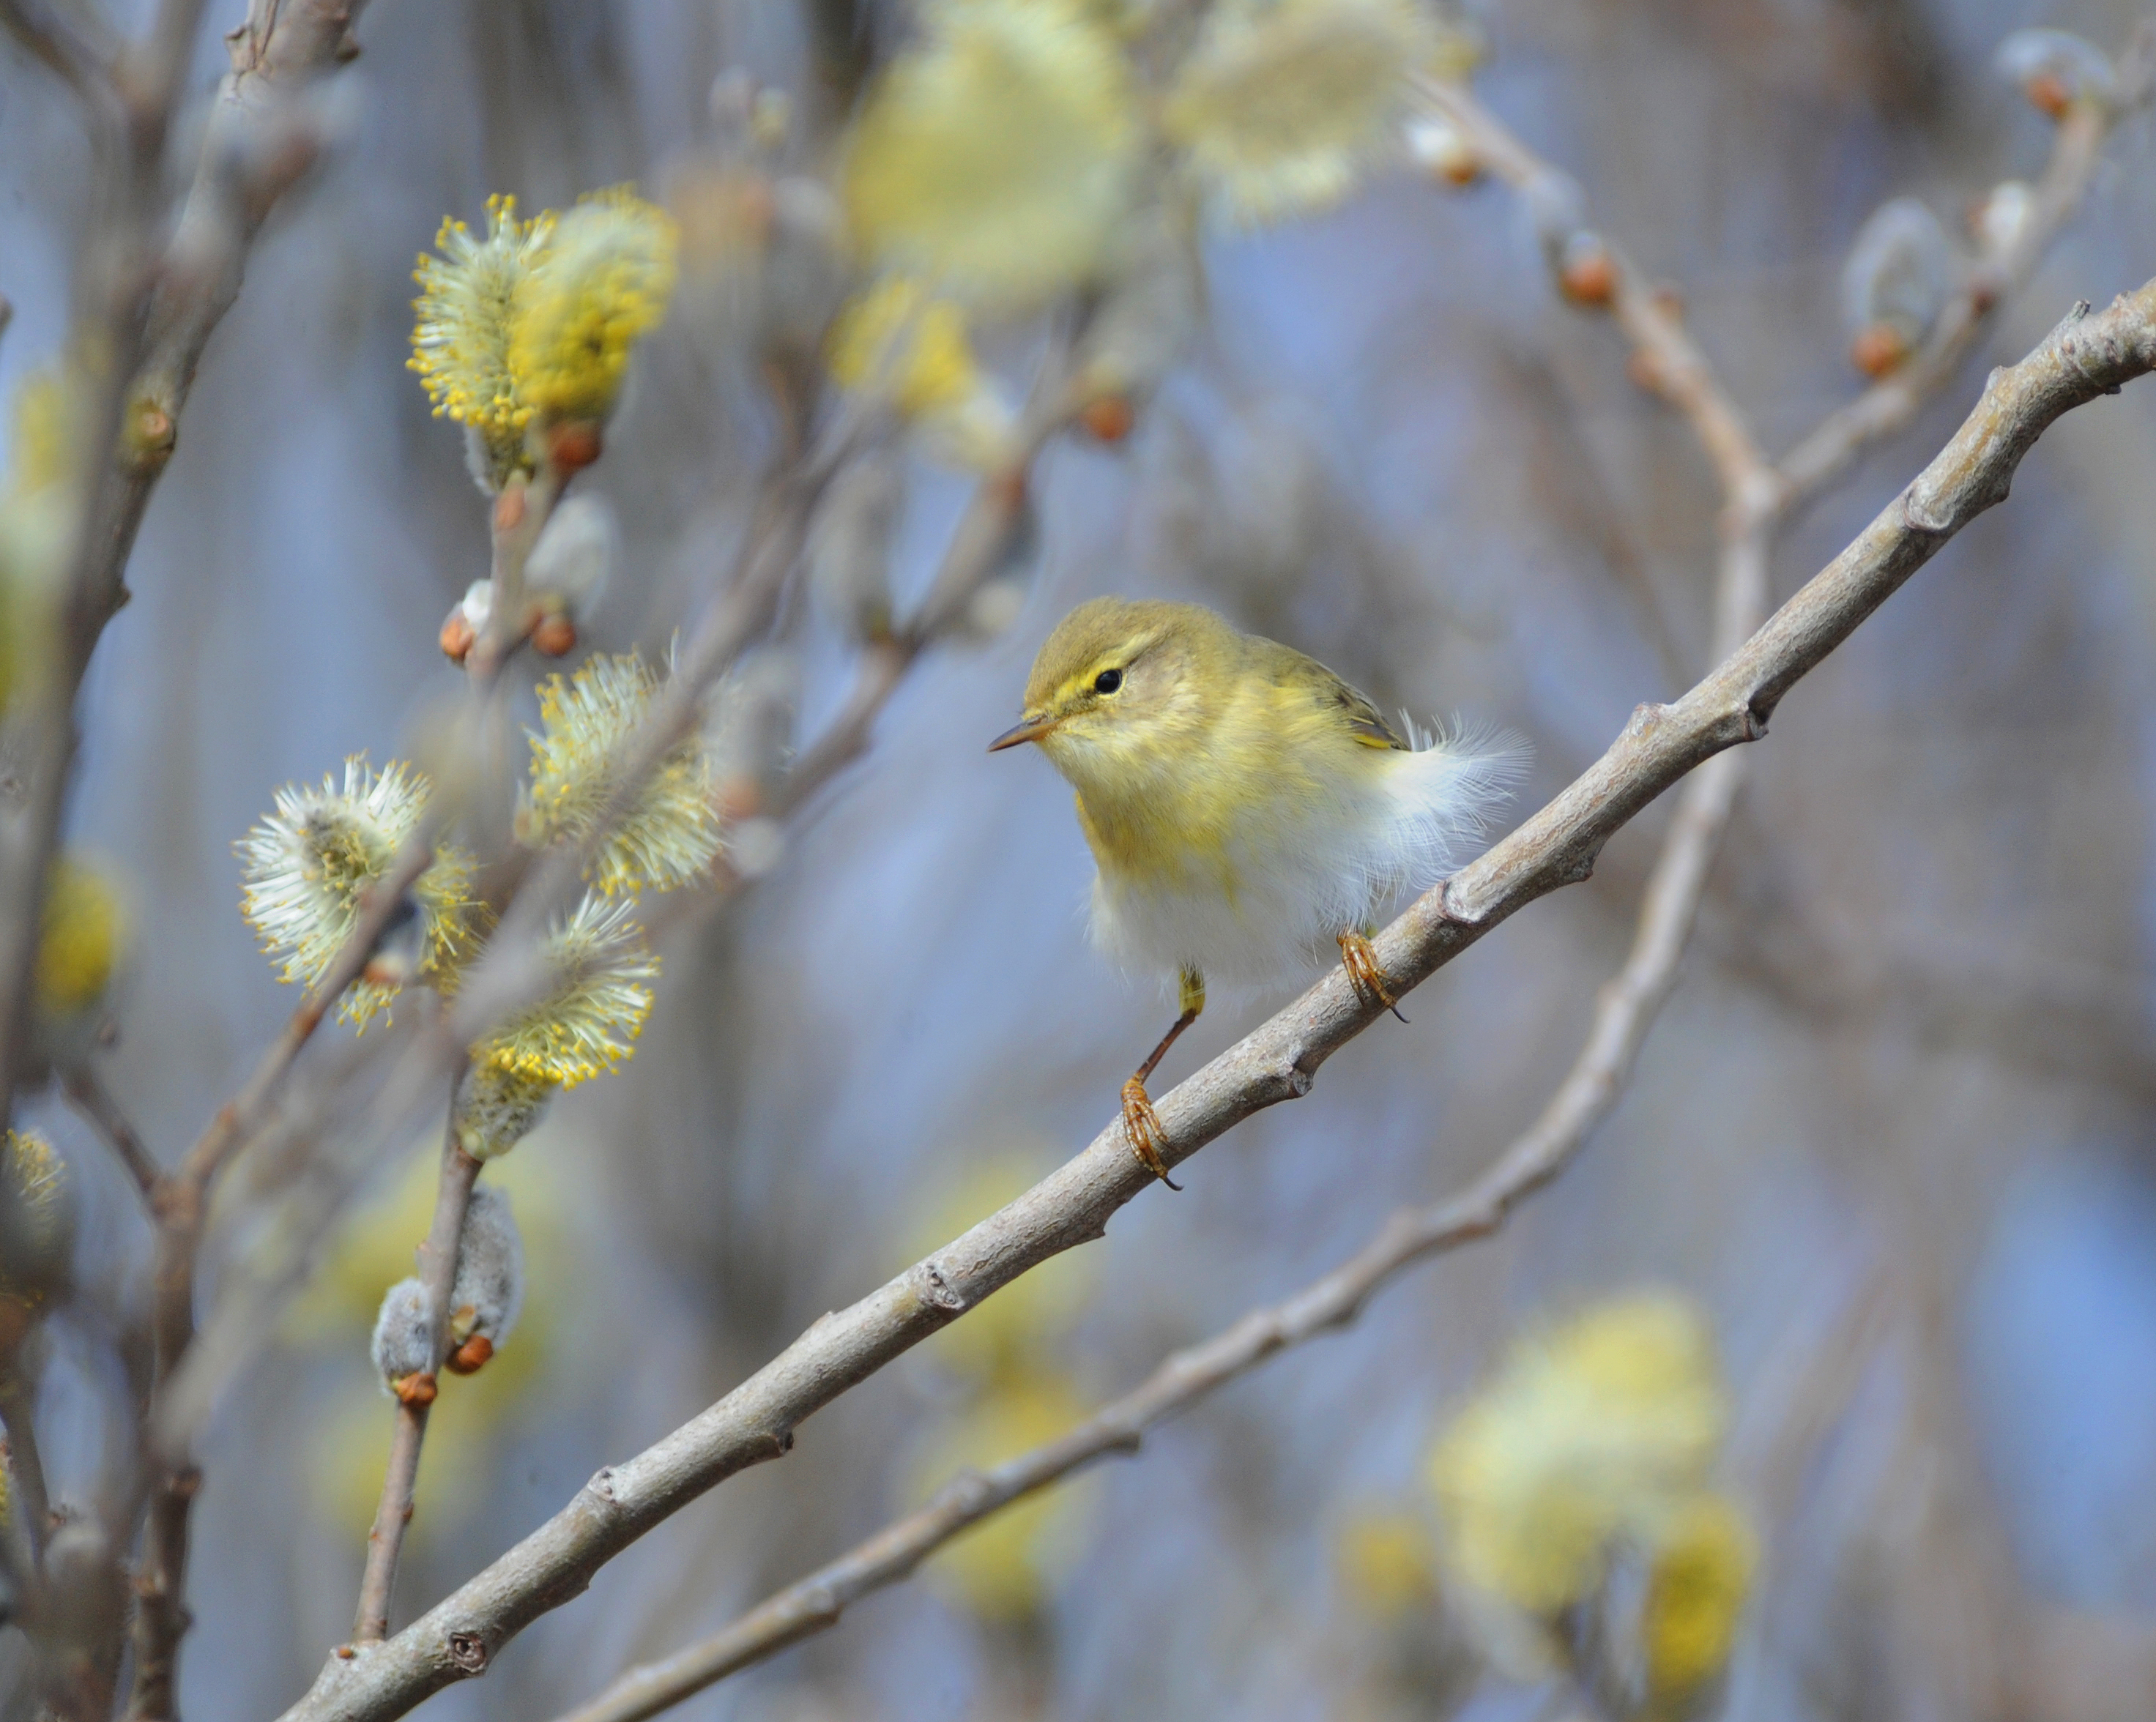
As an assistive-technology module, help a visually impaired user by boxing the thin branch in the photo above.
[65,1067,161,1204]
[544,81,1807,1719]
[353,1097,479,1645]
[1779,26,2155,498]
[1416,78,1774,507]
[0,0,376,1116]
[0,0,122,118]
[276,276,2156,1722]
[0,4,384,1715]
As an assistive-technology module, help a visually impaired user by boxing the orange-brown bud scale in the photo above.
[124,398,178,474]
[1079,395,1136,442]
[715,778,763,823]
[545,421,603,474]
[440,609,476,663]
[1558,242,1617,308]
[2023,70,2073,118]
[530,614,578,657]
[492,485,527,535]
[445,1335,494,1376]
[1849,322,1909,379]
[391,1371,438,1407]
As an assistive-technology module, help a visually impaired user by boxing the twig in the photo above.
[275,276,2156,1722]
[0,0,376,1125]
[0,6,382,1712]
[353,1093,479,1644]
[773,461,1040,816]
[0,0,122,116]
[66,1066,161,1204]
[0,0,212,1138]
[1778,24,2155,498]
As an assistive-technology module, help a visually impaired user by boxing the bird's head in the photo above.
[987,597,1231,775]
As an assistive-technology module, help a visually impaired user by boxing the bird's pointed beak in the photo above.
[987,713,1057,753]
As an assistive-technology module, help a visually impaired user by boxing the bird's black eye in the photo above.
[1093,667,1123,694]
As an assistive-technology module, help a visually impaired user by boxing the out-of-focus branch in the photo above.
[554,59,1985,1710]
[759,351,1083,824]
[0,0,122,116]
[773,463,1036,815]
[277,278,2156,1722]
[0,9,381,1710]
[352,1104,477,1644]
[0,0,376,1121]
[67,1066,160,1203]
[1779,26,2156,498]
[1416,78,1773,507]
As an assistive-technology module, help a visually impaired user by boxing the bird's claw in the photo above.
[1120,1077,1183,1191]
[1338,931,1408,1023]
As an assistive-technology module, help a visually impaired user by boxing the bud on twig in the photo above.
[371,1278,434,1396]
[809,452,902,645]
[446,1185,525,1372]
[1996,29,2117,117]
[1407,114,1480,186]
[1969,180,2034,257]
[707,652,799,826]
[1557,231,1617,308]
[1842,198,1955,377]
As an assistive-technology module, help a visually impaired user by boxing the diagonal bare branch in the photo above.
[540,40,2149,1707]
[274,273,2156,1722]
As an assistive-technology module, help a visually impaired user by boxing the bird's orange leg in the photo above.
[1122,971,1203,1191]
[1338,928,1408,1023]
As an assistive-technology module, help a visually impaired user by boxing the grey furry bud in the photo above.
[809,453,902,644]
[1843,198,1955,357]
[526,493,617,623]
[1077,213,1201,405]
[1996,29,2117,113]
[371,1278,434,1390]
[707,651,800,819]
[449,1185,525,1353]
[1971,180,2034,256]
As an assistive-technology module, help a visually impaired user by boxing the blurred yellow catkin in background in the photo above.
[1427,1292,1759,1712]
[1430,1294,1727,1612]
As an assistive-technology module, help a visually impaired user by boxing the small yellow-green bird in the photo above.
[991,597,1525,1189]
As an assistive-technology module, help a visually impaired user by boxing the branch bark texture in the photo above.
[276,277,2156,1722]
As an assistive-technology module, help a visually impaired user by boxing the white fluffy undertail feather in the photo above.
[1088,712,1531,992]
[1366,714,1533,905]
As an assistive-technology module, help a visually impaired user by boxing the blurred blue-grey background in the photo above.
[7,1,2156,1718]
